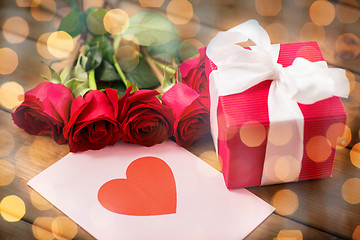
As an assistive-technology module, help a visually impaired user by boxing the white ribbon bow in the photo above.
[206,20,349,185]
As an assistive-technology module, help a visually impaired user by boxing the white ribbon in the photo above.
[206,20,349,185]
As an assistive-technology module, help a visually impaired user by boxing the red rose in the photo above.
[11,82,72,144]
[162,83,210,147]
[179,47,209,110]
[63,89,121,152]
[118,87,174,147]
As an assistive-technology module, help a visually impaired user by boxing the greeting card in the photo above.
[28,140,274,239]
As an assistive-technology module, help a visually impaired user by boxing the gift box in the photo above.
[205,20,349,189]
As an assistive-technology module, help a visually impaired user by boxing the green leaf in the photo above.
[124,11,179,47]
[39,73,50,81]
[148,39,182,63]
[106,81,126,98]
[85,46,103,71]
[58,9,86,37]
[86,8,107,35]
[98,37,114,64]
[41,61,61,84]
[95,60,121,82]
[126,57,160,89]
[148,39,198,63]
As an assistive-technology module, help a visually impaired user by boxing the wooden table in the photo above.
[0,0,359,239]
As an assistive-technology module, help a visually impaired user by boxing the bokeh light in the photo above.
[350,143,360,168]
[199,150,222,172]
[335,0,360,24]
[139,0,165,7]
[0,129,15,157]
[0,48,18,74]
[300,22,326,43]
[342,178,360,204]
[167,0,194,25]
[326,123,351,149]
[31,0,57,22]
[0,81,25,110]
[272,189,299,215]
[176,14,201,38]
[309,1,335,26]
[353,225,360,240]
[33,217,54,240]
[83,0,104,10]
[0,195,26,222]
[86,8,107,35]
[267,122,292,146]
[0,160,15,186]
[306,136,332,162]
[263,155,301,183]
[116,45,140,72]
[29,189,53,211]
[335,33,360,60]
[47,31,74,59]
[51,216,78,240]
[16,0,32,7]
[277,230,303,240]
[2,17,29,44]
[103,9,129,35]
[265,23,289,44]
[255,0,281,16]
[239,121,266,147]
[37,32,54,59]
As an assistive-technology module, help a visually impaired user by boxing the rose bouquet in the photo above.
[12,4,210,152]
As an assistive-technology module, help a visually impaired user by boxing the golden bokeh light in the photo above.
[0,81,25,110]
[167,0,194,25]
[0,48,18,74]
[29,136,64,166]
[16,0,32,7]
[139,0,165,7]
[272,189,299,215]
[239,121,266,147]
[47,31,74,59]
[176,14,200,38]
[335,33,360,60]
[309,1,335,26]
[0,195,26,222]
[326,122,351,149]
[116,45,140,72]
[29,189,53,211]
[350,143,360,168]
[300,22,326,43]
[33,217,54,240]
[104,9,129,35]
[265,23,289,44]
[217,113,238,142]
[267,122,292,146]
[83,0,104,10]
[306,136,332,162]
[342,178,360,204]
[0,129,15,157]
[37,32,54,59]
[31,0,57,21]
[2,17,29,44]
[255,0,281,16]
[335,0,360,24]
[263,155,301,183]
[353,225,360,240]
[0,160,15,186]
[198,150,222,172]
[51,216,78,240]
[277,230,303,240]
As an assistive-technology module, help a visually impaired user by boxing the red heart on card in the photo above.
[97,156,177,216]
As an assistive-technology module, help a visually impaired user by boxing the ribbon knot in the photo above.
[206,20,349,185]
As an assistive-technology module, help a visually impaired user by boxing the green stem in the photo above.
[113,55,128,87]
[153,59,176,76]
[88,69,97,90]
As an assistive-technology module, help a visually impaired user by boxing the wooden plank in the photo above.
[0,217,37,240]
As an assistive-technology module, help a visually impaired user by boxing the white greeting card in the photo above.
[28,140,274,239]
